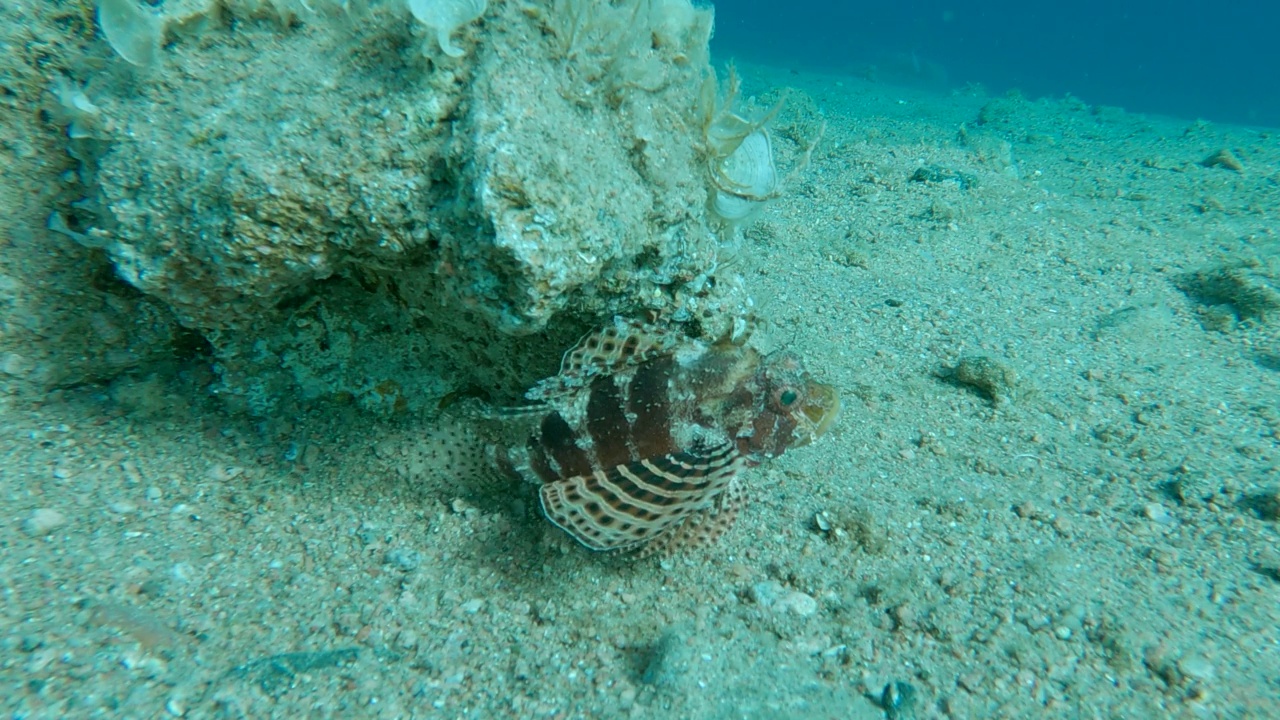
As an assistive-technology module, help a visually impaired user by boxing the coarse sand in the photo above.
[3,56,1280,718]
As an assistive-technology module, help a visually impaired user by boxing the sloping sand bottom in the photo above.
[4,62,1278,718]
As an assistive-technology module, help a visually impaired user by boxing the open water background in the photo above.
[711,0,1280,127]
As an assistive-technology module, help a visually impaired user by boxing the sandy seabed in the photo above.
[3,53,1280,719]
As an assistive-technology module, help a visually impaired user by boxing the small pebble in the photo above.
[619,684,637,709]
[1255,485,1280,521]
[788,634,831,655]
[1178,654,1216,682]
[751,580,785,606]
[22,508,66,536]
[951,355,1019,405]
[171,562,195,584]
[813,511,832,533]
[881,680,917,720]
[460,599,485,614]
[206,465,242,481]
[1201,148,1244,173]
[386,548,422,572]
[301,444,321,467]
[397,629,419,650]
[1144,502,1174,524]
[119,460,144,484]
[751,581,818,617]
[0,352,33,377]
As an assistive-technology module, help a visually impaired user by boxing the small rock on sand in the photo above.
[22,508,67,536]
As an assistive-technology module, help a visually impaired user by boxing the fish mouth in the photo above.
[801,382,840,439]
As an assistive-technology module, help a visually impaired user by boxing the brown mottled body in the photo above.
[485,318,839,554]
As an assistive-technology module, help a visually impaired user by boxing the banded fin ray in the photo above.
[527,317,680,401]
[636,477,745,559]
[538,441,744,552]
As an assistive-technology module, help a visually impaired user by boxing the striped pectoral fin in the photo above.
[538,443,744,552]
[636,477,746,559]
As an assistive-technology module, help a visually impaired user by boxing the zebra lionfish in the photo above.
[480,318,840,555]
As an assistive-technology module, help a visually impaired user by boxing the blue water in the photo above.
[711,0,1280,128]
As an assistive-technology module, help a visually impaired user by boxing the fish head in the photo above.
[726,350,840,461]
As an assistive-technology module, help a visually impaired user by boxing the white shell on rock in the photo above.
[711,191,757,222]
[711,130,777,222]
[408,0,487,57]
[97,0,161,67]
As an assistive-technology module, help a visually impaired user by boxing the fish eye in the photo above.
[778,388,798,407]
